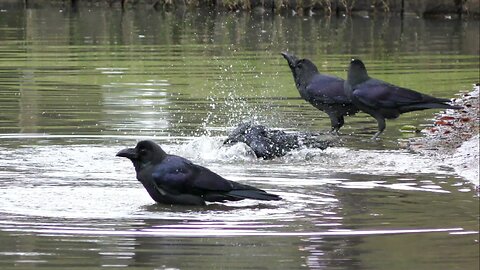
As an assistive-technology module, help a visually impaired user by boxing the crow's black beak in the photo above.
[281,52,298,67]
[116,147,137,159]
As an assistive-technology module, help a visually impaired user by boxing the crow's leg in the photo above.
[371,115,386,139]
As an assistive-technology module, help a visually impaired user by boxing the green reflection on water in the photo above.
[1,8,478,137]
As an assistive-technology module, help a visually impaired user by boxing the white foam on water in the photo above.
[172,137,454,176]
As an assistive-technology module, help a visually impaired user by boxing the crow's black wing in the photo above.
[307,75,352,105]
[151,155,281,202]
[151,155,233,195]
[353,79,433,108]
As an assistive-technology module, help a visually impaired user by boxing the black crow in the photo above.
[116,140,281,206]
[281,52,359,133]
[224,122,332,159]
[344,59,462,139]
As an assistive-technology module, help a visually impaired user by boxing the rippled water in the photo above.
[0,3,479,270]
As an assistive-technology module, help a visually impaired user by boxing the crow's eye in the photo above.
[138,148,148,156]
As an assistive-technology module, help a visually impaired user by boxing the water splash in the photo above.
[177,136,256,161]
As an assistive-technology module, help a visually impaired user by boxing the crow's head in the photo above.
[116,140,167,171]
[347,59,369,86]
[281,52,299,69]
[281,52,319,88]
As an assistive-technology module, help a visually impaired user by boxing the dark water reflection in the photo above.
[0,4,479,270]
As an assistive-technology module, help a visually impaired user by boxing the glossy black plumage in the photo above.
[281,52,359,133]
[344,59,462,139]
[116,140,281,206]
[224,122,332,159]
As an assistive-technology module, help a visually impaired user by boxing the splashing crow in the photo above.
[116,140,281,206]
[224,122,333,159]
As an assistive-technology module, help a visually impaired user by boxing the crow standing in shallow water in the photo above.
[281,52,359,133]
[116,140,281,206]
[344,59,462,139]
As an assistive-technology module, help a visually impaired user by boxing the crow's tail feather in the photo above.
[228,190,282,201]
[400,102,462,113]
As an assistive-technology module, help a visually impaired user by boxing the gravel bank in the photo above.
[406,85,479,187]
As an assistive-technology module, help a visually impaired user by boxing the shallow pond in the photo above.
[0,4,479,270]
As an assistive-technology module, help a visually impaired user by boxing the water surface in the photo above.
[0,5,479,270]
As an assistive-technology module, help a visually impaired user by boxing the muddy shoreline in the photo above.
[405,85,479,187]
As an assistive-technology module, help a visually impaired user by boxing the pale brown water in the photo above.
[0,4,479,270]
